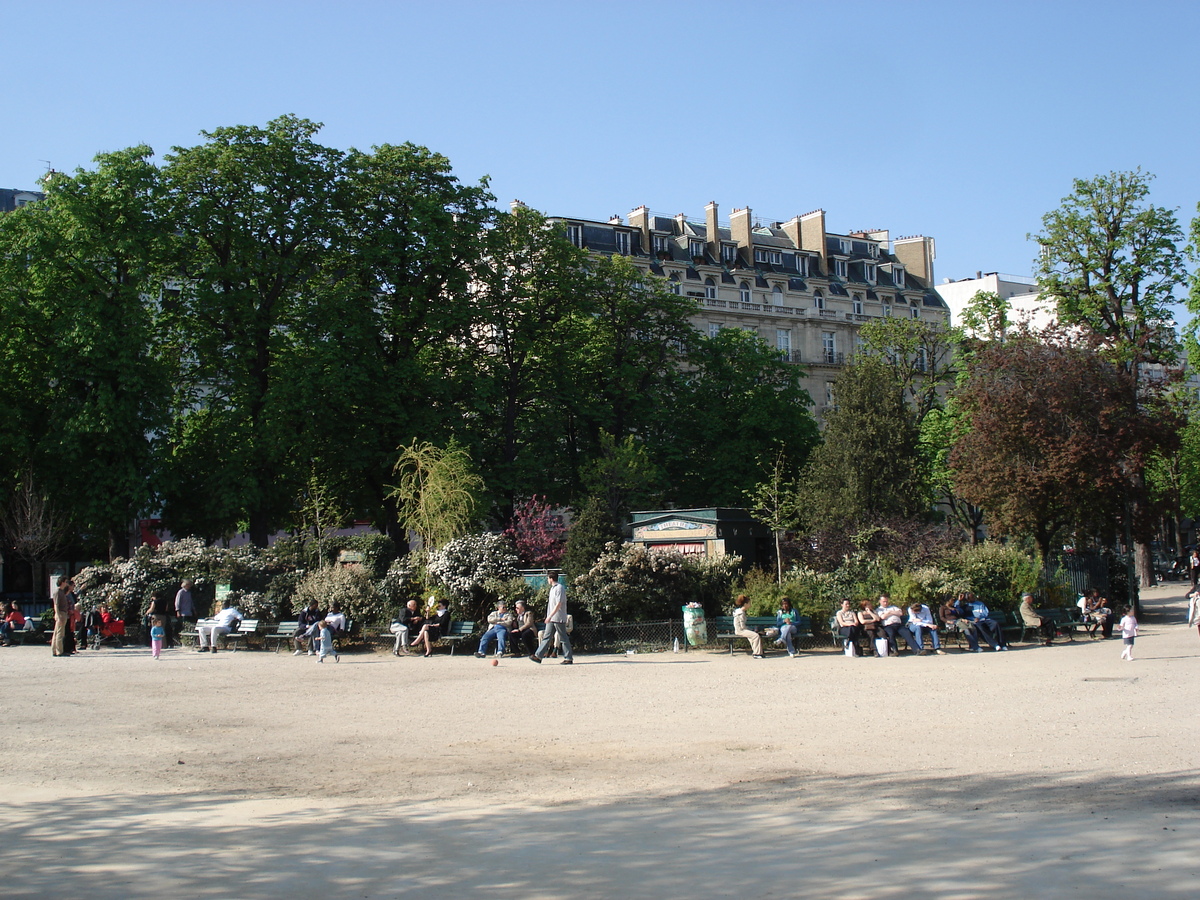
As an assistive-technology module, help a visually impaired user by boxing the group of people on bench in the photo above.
[833,592,1010,657]
[291,600,348,659]
[388,597,451,657]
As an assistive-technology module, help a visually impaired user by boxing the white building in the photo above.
[935,271,1055,333]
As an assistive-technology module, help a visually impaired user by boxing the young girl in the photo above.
[1119,606,1138,661]
[150,615,166,660]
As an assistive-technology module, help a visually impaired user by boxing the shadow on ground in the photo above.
[4,769,1197,899]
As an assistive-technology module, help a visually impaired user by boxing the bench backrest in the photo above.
[234,618,260,634]
[448,620,475,637]
[274,621,299,635]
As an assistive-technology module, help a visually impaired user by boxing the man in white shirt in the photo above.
[198,600,242,652]
[530,571,573,665]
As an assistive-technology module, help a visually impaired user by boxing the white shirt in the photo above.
[546,582,568,624]
[214,607,241,628]
[324,612,347,632]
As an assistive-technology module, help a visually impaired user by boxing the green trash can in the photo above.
[682,605,706,647]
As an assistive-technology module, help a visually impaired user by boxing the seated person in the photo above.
[411,598,450,657]
[907,602,944,654]
[197,600,243,652]
[876,594,922,656]
[834,598,862,657]
[774,596,800,658]
[2,601,33,645]
[941,595,981,652]
[390,599,422,656]
[98,604,126,636]
[1079,589,1114,638]
[293,600,325,655]
[300,602,347,648]
[475,601,513,658]
[508,600,539,656]
[857,600,884,656]
[732,594,763,658]
[967,593,1006,650]
[1019,592,1055,645]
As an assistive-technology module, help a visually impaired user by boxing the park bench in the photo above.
[440,620,474,655]
[7,622,46,645]
[712,615,812,654]
[181,618,259,650]
[1017,607,1085,643]
[265,621,299,652]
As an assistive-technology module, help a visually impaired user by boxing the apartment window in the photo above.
[864,263,876,284]
[883,304,892,317]
[795,255,808,277]
[911,306,921,319]
[739,282,751,304]
[704,277,717,300]
[614,231,630,255]
[825,382,835,406]
[721,244,737,264]
[670,281,681,295]
[916,348,928,372]
[833,258,847,278]
[822,331,836,361]
[852,294,863,315]
[755,248,782,266]
[893,266,905,288]
[771,285,783,306]
[653,234,670,254]
[776,329,791,354]
[709,322,722,338]
[813,291,825,310]
[566,224,582,247]
[690,240,705,258]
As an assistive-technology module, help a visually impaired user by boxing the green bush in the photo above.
[291,565,386,625]
[945,542,1041,612]
[573,542,688,623]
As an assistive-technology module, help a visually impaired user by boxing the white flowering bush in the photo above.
[573,542,689,623]
[425,533,519,602]
[291,565,384,624]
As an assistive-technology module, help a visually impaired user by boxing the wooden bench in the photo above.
[712,615,812,654]
[182,618,260,650]
[265,621,299,652]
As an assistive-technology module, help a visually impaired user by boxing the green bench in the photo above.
[181,618,260,650]
[265,621,300,652]
[712,615,812,655]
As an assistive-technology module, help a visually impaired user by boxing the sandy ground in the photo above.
[2,584,1198,899]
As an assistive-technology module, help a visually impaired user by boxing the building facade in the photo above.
[545,201,948,416]
[0,188,44,213]
[934,271,1052,332]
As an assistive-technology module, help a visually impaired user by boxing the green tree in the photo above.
[1034,169,1186,587]
[0,148,170,557]
[157,115,345,546]
[857,316,960,423]
[799,357,930,530]
[745,447,802,583]
[560,496,623,578]
[389,440,485,551]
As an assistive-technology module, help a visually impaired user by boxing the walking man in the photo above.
[530,571,573,665]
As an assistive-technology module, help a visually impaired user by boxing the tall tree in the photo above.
[950,332,1177,563]
[746,447,802,583]
[799,356,930,530]
[157,116,345,546]
[857,316,960,423]
[0,148,169,557]
[1033,169,1186,587]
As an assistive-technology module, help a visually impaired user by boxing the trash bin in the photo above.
[682,605,707,647]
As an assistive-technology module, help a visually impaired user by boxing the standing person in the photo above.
[149,616,166,660]
[530,571,574,665]
[147,591,174,649]
[51,576,73,657]
[174,580,196,647]
[1189,549,1200,588]
[774,596,800,658]
[1119,606,1138,661]
[316,619,339,663]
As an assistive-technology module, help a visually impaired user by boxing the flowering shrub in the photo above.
[573,542,685,623]
[291,565,385,625]
[504,496,566,568]
[426,533,520,602]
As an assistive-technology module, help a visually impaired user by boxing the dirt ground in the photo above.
[2,583,1198,899]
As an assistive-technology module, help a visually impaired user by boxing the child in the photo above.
[150,615,166,660]
[1119,606,1138,661]
[317,620,339,663]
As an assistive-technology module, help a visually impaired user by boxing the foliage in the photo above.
[390,440,485,551]
[943,541,1044,613]
[504,495,566,568]
[579,431,660,530]
[313,533,399,579]
[745,447,802,583]
[799,356,931,530]
[291,565,385,625]
[425,532,520,620]
[560,496,623,578]
[858,316,960,422]
[573,542,688,623]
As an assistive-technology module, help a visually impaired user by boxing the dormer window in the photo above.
[864,263,876,284]
[566,225,582,247]
[833,259,847,279]
[721,244,737,264]
[689,240,705,259]
[754,249,782,266]
[893,266,905,288]
[839,239,850,254]
[614,231,630,255]
[653,234,670,254]
[739,282,751,304]
[911,306,921,319]
[813,291,825,310]
[795,255,809,278]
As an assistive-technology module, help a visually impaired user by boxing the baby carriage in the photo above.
[87,609,127,649]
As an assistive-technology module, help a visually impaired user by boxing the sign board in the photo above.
[215,583,232,604]
[338,550,364,564]
[633,520,716,541]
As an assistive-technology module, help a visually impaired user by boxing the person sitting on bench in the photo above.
[198,600,242,652]
[475,601,513,658]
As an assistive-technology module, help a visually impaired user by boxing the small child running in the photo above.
[1119,606,1138,661]
[150,615,166,660]
[317,621,339,663]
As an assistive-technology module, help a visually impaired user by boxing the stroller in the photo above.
[86,608,127,649]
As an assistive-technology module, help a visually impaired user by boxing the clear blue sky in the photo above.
[5,0,1199,291]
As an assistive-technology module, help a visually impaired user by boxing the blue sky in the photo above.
[5,0,1199,292]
